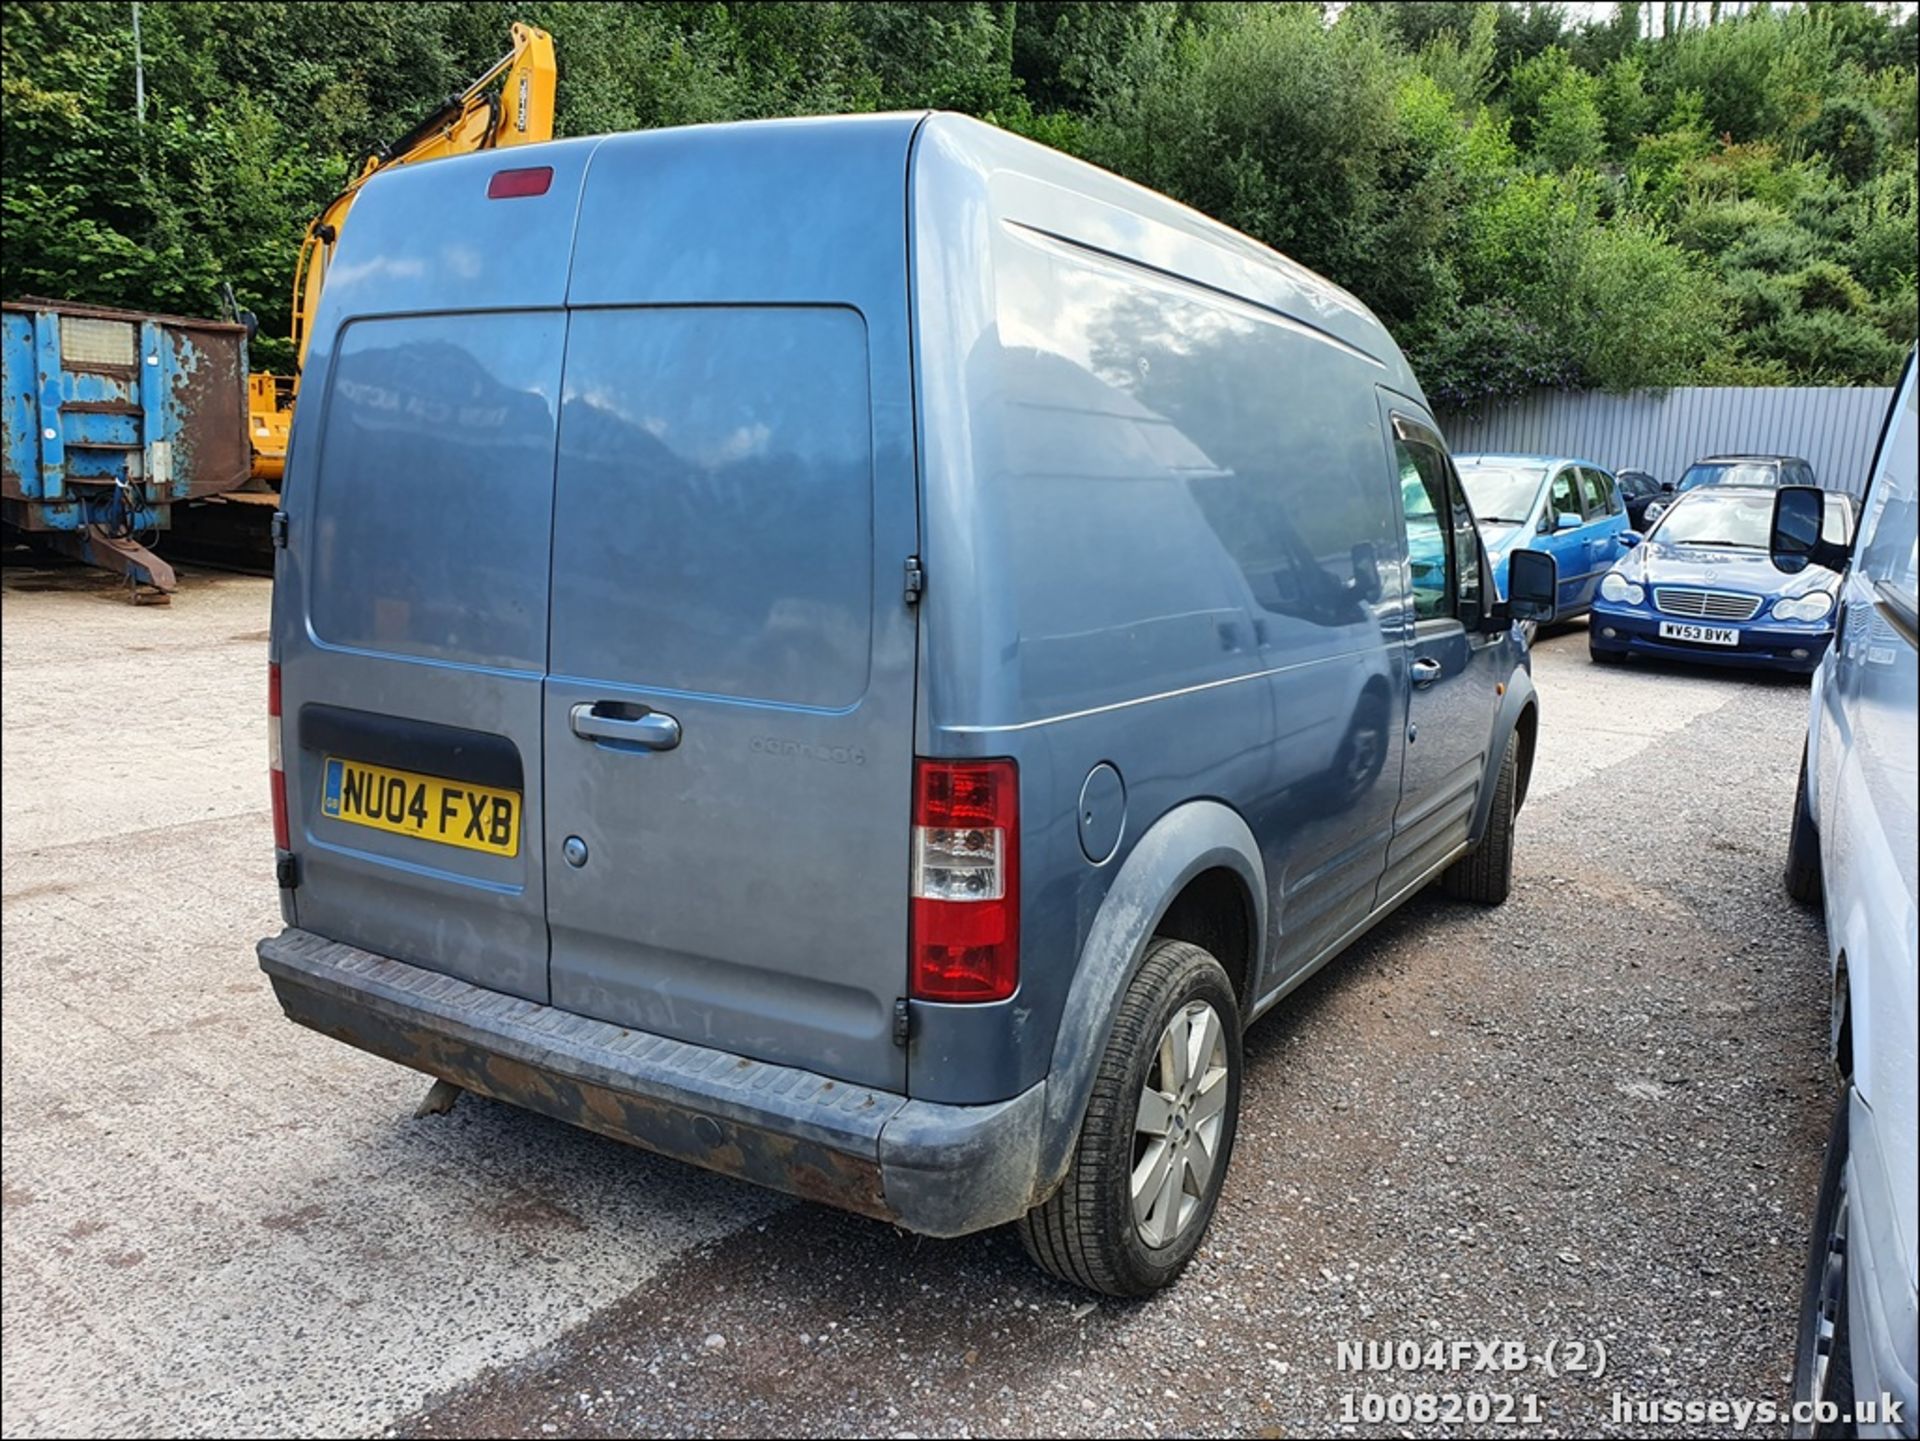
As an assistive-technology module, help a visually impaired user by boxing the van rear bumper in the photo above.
[257,928,1046,1238]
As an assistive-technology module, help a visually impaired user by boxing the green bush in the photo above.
[1751,308,1907,382]
[1801,94,1889,184]
[2,0,1913,392]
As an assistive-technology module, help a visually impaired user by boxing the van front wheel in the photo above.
[1017,939,1242,1297]
[1442,732,1517,905]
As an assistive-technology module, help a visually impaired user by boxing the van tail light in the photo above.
[910,758,1019,1003]
[268,662,289,852]
[487,165,552,199]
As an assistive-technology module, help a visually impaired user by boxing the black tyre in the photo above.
[1589,642,1625,665]
[1792,1093,1856,1439]
[1441,732,1518,905]
[1018,938,1242,1297]
[1786,748,1824,906]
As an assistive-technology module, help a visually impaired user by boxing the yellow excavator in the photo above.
[180,21,555,568]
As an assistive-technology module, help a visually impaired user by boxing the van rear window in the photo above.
[548,306,874,709]
[308,312,566,670]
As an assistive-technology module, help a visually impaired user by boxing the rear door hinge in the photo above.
[903,555,924,606]
[892,997,913,1047]
[270,510,289,548]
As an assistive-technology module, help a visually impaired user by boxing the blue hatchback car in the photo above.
[1456,453,1633,617]
[1588,485,1856,673]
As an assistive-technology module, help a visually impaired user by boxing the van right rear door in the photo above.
[538,122,923,1094]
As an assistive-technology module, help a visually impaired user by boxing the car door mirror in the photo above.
[1617,530,1643,548]
[1349,541,1383,604]
[1555,511,1583,533]
[1660,481,1675,492]
[1502,548,1558,626]
[1770,485,1849,574]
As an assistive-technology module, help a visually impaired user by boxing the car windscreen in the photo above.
[1677,461,1778,492]
[1654,491,1775,547]
[1458,464,1546,525]
[1653,491,1852,548]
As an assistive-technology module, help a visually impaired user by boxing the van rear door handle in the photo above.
[1410,658,1443,688]
[569,702,681,751]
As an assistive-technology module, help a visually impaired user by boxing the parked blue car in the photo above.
[1456,453,1633,617]
[1588,485,1857,673]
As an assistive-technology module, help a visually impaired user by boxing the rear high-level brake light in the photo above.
[487,165,552,199]
[910,758,1019,1003]
[268,662,289,853]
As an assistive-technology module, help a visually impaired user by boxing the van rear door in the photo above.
[541,123,921,1092]
[275,146,596,1003]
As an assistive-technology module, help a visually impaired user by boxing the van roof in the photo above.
[335,111,1418,401]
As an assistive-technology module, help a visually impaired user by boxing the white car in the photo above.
[1783,348,1918,1440]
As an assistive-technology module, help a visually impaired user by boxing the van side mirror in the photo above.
[1349,542,1383,604]
[1503,548,1558,625]
[1769,485,1848,574]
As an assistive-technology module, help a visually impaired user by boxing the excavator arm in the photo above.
[288,22,557,374]
[246,22,556,481]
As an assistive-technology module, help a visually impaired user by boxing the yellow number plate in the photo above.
[320,756,520,857]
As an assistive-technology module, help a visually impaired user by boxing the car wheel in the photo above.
[1589,642,1625,665]
[1792,1093,1856,1439]
[1017,938,1242,1297]
[1785,747,1823,905]
[1441,732,1517,905]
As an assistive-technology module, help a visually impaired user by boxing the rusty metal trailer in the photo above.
[2,299,252,596]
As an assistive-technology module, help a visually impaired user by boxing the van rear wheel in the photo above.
[1017,939,1242,1297]
[1441,732,1517,905]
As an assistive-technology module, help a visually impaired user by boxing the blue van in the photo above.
[257,113,1556,1296]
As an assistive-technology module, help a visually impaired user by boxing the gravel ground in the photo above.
[403,630,1832,1440]
[1,555,1833,1439]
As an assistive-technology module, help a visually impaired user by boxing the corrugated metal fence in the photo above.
[1436,386,1894,498]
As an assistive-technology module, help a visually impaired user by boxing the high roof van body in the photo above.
[259,113,1552,1295]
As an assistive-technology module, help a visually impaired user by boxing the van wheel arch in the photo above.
[1831,952,1851,1082]
[1513,700,1538,815]
[1033,801,1267,1207]
[1151,866,1257,1017]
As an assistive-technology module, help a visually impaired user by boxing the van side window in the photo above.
[1448,461,1483,615]
[1394,435,1452,622]
[1855,400,1918,623]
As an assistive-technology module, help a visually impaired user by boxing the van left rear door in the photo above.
[274,144,596,1004]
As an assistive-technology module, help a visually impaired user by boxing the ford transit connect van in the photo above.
[259,113,1556,1296]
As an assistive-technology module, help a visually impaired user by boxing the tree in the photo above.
[3,0,1913,390]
